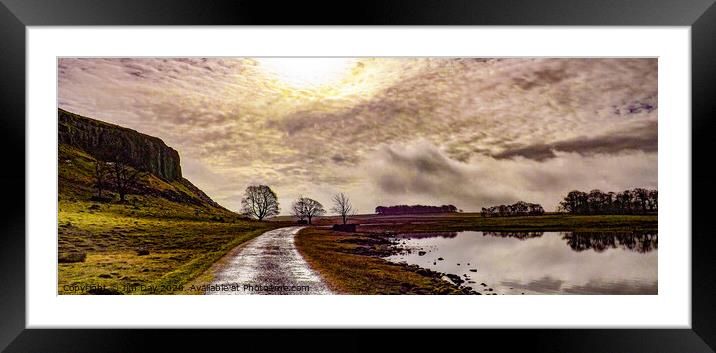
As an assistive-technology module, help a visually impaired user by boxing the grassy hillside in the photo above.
[58,143,280,294]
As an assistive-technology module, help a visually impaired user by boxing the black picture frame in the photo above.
[1,0,714,351]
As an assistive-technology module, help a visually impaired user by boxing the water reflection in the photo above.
[478,231,658,253]
[483,231,544,240]
[562,231,657,253]
[500,276,659,295]
[386,231,657,295]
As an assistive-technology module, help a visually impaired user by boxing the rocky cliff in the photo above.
[58,108,182,181]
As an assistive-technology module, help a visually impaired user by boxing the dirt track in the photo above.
[207,226,333,295]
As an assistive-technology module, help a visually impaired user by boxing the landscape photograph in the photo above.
[57,57,657,295]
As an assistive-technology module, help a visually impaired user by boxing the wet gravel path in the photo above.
[208,226,333,295]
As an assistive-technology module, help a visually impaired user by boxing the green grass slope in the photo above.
[58,143,278,294]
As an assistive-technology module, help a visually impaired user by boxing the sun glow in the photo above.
[255,58,356,88]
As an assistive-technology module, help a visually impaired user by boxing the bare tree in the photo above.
[241,185,280,220]
[93,161,111,199]
[111,158,143,202]
[292,196,325,225]
[304,198,325,225]
[647,189,658,212]
[331,192,354,225]
[633,188,650,213]
[291,196,307,222]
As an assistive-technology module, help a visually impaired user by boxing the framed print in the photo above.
[1,0,715,351]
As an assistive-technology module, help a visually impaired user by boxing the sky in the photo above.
[58,58,658,214]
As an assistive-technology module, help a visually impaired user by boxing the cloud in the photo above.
[493,119,658,160]
[58,58,657,212]
[363,141,657,211]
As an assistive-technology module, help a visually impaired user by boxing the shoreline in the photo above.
[295,227,477,295]
[294,214,657,295]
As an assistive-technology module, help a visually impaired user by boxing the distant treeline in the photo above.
[375,204,458,215]
[558,188,657,215]
[481,201,545,217]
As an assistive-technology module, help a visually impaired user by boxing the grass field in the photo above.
[58,198,288,294]
[282,212,657,233]
[58,144,287,294]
